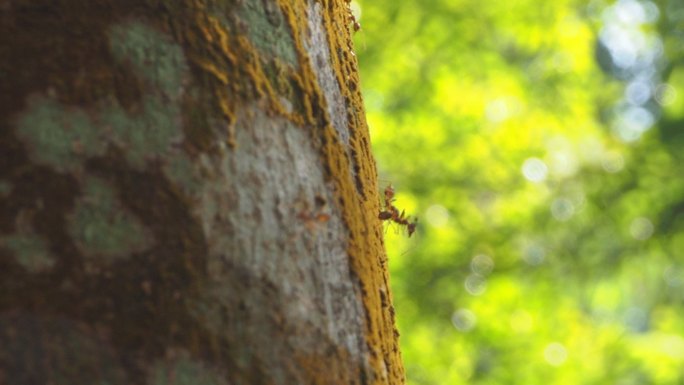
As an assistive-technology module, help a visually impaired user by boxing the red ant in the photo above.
[407,219,418,237]
[378,184,418,237]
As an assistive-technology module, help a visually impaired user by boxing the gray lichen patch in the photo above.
[108,21,189,100]
[68,176,153,261]
[147,354,228,385]
[238,0,298,66]
[1,233,55,273]
[14,96,107,172]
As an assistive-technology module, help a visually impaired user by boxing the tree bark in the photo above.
[0,1,404,384]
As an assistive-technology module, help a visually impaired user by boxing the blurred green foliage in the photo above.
[354,0,684,383]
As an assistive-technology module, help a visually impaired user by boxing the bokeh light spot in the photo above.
[470,254,494,276]
[625,80,652,105]
[426,204,449,227]
[522,158,548,183]
[543,342,568,366]
[629,217,654,240]
[623,306,649,332]
[613,106,654,142]
[548,150,578,178]
[602,151,625,173]
[612,0,649,25]
[464,274,487,296]
[485,99,510,123]
[654,83,677,106]
[522,243,546,266]
[551,198,575,221]
[451,309,477,332]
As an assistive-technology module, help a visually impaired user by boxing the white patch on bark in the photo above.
[193,105,369,379]
[304,2,351,146]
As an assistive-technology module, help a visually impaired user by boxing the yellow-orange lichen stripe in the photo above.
[277,0,405,383]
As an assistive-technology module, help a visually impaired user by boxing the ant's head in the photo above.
[407,218,418,237]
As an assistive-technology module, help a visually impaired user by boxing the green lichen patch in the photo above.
[1,233,55,273]
[148,355,228,385]
[99,96,182,167]
[238,1,298,66]
[68,176,153,260]
[15,96,107,172]
[163,152,200,196]
[16,92,184,171]
[0,180,12,196]
[103,21,188,167]
[15,21,189,173]
[108,21,188,100]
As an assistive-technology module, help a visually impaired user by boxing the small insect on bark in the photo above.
[345,0,361,32]
[351,17,361,32]
[378,184,418,237]
[298,195,331,231]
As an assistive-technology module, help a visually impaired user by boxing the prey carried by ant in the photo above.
[297,195,331,231]
[378,184,418,237]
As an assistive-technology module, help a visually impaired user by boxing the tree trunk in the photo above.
[0,1,404,384]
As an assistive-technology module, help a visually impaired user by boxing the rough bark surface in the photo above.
[0,1,404,384]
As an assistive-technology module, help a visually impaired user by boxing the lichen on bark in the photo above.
[0,0,404,384]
